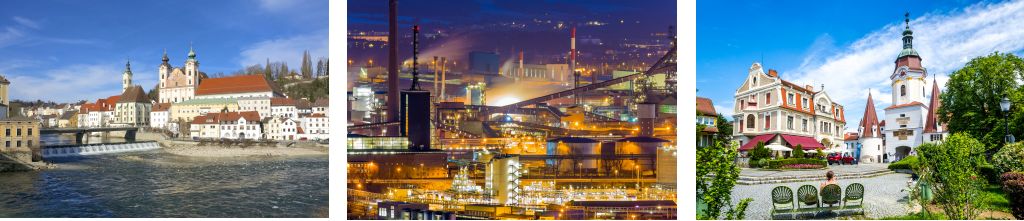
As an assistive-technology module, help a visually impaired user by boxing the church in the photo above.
[158,45,207,104]
[852,14,948,163]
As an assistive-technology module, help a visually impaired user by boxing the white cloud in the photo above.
[12,17,39,29]
[257,0,312,12]
[783,1,1024,131]
[7,63,125,102]
[715,103,734,117]
[238,30,328,70]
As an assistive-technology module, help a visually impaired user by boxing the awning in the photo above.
[738,134,777,151]
[765,144,792,152]
[779,134,824,150]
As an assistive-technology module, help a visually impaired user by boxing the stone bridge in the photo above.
[40,127,140,145]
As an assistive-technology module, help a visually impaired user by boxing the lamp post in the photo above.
[1001,97,1015,144]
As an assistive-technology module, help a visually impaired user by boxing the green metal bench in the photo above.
[842,183,865,215]
[820,184,842,213]
[796,185,820,215]
[771,186,795,218]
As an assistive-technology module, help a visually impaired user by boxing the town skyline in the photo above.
[0,0,327,103]
[698,0,1024,132]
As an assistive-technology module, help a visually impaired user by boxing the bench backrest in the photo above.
[820,184,842,205]
[797,185,818,205]
[772,186,793,204]
[845,183,864,200]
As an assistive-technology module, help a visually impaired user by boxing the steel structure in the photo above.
[483,45,676,116]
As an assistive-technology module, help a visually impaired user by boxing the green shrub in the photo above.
[816,149,825,159]
[749,142,771,165]
[917,133,988,220]
[792,145,805,158]
[1001,172,1024,219]
[757,159,769,168]
[888,156,919,170]
[980,164,1001,184]
[993,142,1024,174]
[767,158,827,169]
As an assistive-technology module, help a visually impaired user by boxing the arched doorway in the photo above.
[894,146,912,161]
[239,132,246,140]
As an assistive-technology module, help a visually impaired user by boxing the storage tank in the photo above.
[615,136,669,172]
[546,137,599,172]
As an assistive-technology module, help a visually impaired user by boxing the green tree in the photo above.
[715,114,733,142]
[918,133,988,219]
[265,58,273,80]
[792,145,805,158]
[817,148,825,159]
[301,50,313,79]
[696,123,751,219]
[941,52,1024,152]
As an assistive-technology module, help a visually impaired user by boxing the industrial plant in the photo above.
[347,0,677,219]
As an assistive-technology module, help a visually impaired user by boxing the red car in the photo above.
[827,153,842,165]
[842,154,855,165]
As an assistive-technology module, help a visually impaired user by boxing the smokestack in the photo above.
[571,26,579,105]
[441,57,447,101]
[433,56,438,98]
[387,0,399,135]
[519,50,524,80]
[410,25,420,90]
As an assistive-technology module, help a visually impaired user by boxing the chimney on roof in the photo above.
[767,69,778,77]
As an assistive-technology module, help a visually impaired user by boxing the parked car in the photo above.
[827,153,843,165]
[842,153,855,165]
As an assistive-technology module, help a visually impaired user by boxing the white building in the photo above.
[271,98,298,119]
[150,103,171,130]
[114,85,152,127]
[855,93,885,163]
[312,98,328,116]
[266,117,299,141]
[881,15,946,161]
[238,96,272,119]
[731,63,847,154]
[189,111,262,140]
[300,113,329,141]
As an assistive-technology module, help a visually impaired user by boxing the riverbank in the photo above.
[160,142,328,158]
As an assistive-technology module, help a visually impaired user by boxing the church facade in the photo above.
[158,46,206,104]
[854,14,948,163]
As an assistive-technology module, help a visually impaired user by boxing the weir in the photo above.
[41,141,161,158]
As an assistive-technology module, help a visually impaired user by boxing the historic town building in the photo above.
[113,85,152,127]
[732,63,847,154]
[881,14,947,161]
[158,46,206,103]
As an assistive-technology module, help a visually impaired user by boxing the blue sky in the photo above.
[0,0,327,102]
[698,0,1024,132]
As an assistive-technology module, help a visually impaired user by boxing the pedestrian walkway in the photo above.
[738,164,893,185]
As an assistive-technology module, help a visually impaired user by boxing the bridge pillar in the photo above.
[125,129,137,143]
[75,132,85,145]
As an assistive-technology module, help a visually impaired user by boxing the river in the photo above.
[0,135,328,218]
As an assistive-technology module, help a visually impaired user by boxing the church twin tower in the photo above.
[120,44,201,103]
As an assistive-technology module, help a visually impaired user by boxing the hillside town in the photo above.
[15,47,330,142]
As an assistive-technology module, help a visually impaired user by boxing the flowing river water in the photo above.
[0,134,328,218]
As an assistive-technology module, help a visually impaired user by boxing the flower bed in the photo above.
[1001,172,1024,219]
[766,158,827,169]
[781,164,825,169]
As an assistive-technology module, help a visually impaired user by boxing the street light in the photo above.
[1001,97,1015,144]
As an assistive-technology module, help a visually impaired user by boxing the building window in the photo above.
[900,85,906,96]
[765,93,771,104]
[802,119,808,132]
[746,115,755,128]
[787,116,794,130]
[764,115,771,129]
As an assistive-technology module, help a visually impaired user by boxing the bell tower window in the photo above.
[900,85,906,96]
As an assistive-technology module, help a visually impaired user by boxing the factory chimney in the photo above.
[386,0,400,135]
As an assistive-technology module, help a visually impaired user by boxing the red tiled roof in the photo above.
[884,101,925,110]
[844,132,860,141]
[191,111,262,124]
[313,98,328,107]
[308,113,326,118]
[696,97,716,116]
[271,97,296,106]
[739,134,776,150]
[924,79,942,133]
[152,103,171,112]
[780,134,824,150]
[297,126,305,134]
[195,75,273,96]
[860,93,880,137]
[879,120,886,126]
[702,126,719,133]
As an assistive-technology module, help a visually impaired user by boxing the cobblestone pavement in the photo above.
[741,163,890,177]
[730,173,914,220]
